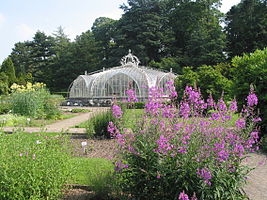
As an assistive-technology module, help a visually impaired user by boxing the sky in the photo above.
[0,0,241,64]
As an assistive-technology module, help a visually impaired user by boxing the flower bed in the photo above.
[109,85,261,200]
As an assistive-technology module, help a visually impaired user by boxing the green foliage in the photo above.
[261,134,267,153]
[11,88,63,119]
[0,132,72,200]
[232,48,267,132]
[225,0,267,58]
[70,108,91,113]
[85,110,114,138]
[114,0,167,64]
[149,57,182,74]
[0,58,16,86]
[0,73,9,95]
[0,102,11,114]
[0,114,75,127]
[175,65,233,100]
[168,0,226,67]
[70,157,114,199]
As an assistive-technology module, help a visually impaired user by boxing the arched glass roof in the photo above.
[69,51,176,101]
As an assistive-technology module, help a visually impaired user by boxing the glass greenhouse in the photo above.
[68,50,176,106]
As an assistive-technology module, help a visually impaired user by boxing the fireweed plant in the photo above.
[108,83,261,200]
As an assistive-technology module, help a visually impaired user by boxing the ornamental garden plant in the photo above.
[109,83,261,200]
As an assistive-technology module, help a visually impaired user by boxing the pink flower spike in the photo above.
[178,191,189,200]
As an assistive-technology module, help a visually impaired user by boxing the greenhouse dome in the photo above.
[68,50,176,106]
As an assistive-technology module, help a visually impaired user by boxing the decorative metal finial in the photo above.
[120,49,140,67]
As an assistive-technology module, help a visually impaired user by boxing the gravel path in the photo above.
[2,107,109,134]
[243,152,267,200]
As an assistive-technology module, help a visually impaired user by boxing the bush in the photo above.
[117,101,145,109]
[71,108,90,113]
[11,83,63,119]
[111,85,260,200]
[175,65,233,101]
[0,132,72,200]
[0,96,11,114]
[232,48,267,133]
[86,110,114,138]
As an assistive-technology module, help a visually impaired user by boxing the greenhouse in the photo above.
[68,50,176,106]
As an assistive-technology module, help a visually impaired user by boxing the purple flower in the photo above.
[229,99,238,112]
[126,89,138,102]
[217,98,227,112]
[114,160,128,172]
[235,118,246,129]
[178,191,189,200]
[112,105,123,118]
[197,168,212,185]
[180,102,190,118]
[247,92,258,107]
[156,135,173,154]
[207,94,215,108]
[107,121,120,137]
[217,150,229,161]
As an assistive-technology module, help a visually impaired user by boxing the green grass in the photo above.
[69,157,114,185]
[121,109,144,129]
[0,113,76,127]
[74,109,144,129]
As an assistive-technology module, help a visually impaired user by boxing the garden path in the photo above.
[243,152,267,200]
[2,107,109,134]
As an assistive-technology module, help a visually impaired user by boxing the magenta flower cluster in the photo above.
[112,105,123,119]
[126,89,138,102]
[108,84,261,199]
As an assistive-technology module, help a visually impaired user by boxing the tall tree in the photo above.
[114,0,168,65]
[28,31,56,85]
[92,17,118,67]
[10,41,32,75]
[167,0,226,67]
[225,0,267,58]
[0,57,16,86]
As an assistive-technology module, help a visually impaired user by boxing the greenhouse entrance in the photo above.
[67,50,175,106]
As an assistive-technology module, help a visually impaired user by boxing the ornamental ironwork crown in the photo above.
[120,49,140,67]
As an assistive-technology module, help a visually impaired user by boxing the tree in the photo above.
[114,0,168,65]
[0,57,16,86]
[92,17,118,67]
[225,0,267,58]
[10,41,32,75]
[0,72,9,94]
[167,0,226,67]
[28,31,56,86]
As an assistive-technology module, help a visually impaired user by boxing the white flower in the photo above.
[81,141,87,146]
[27,118,31,122]
[36,140,42,144]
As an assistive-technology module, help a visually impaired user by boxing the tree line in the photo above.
[0,0,266,93]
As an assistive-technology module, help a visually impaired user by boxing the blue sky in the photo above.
[0,0,240,64]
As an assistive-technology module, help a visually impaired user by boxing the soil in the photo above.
[70,138,118,160]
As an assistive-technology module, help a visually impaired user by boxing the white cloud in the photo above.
[16,23,35,41]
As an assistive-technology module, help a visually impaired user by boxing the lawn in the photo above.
[74,108,144,129]
[0,113,76,127]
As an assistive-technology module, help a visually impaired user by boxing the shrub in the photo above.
[71,108,90,113]
[11,83,63,119]
[0,132,72,200]
[110,84,260,200]
[86,110,114,138]
[231,48,267,133]
[0,96,11,114]
[175,65,233,101]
